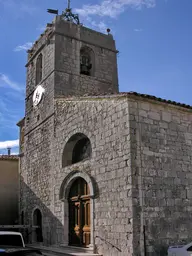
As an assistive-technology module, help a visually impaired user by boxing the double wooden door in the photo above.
[68,178,91,247]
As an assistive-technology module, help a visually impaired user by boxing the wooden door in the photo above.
[68,178,90,247]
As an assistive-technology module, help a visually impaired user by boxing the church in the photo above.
[17,5,192,256]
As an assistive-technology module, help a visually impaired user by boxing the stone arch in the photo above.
[32,207,43,243]
[59,171,96,249]
[59,170,95,201]
[80,46,95,76]
[35,53,43,85]
[62,133,92,168]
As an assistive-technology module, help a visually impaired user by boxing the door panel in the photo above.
[69,202,81,245]
[68,178,91,247]
[82,201,90,246]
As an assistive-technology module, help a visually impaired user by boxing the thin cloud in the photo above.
[14,42,33,52]
[10,152,19,155]
[0,151,19,156]
[75,0,156,19]
[5,90,25,101]
[97,21,108,32]
[0,139,19,150]
[0,98,9,112]
[0,105,23,131]
[85,17,107,32]
[0,73,24,92]
[134,28,143,32]
[36,25,46,31]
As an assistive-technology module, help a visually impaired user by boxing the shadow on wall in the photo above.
[153,244,168,256]
[19,175,64,246]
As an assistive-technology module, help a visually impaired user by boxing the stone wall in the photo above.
[54,17,119,97]
[25,17,119,101]
[20,116,57,245]
[129,95,192,256]
[52,97,133,256]
[21,88,192,255]
[21,17,120,251]
[25,28,55,98]
[25,72,55,135]
[20,95,135,253]
[25,30,55,135]
[54,16,116,51]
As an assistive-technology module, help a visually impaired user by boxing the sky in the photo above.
[0,0,192,154]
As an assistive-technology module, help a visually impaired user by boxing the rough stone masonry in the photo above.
[17,12,192,256]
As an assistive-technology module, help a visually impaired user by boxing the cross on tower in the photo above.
[67,0,71,9]
[61,0,80,25]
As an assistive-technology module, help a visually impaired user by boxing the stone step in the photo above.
[27,244,102,256]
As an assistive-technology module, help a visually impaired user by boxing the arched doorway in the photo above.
[33,209,43,243]
[68,177,91,247]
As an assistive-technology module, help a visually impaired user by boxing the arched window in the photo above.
[35,53,42,85]
[62,133,92,167]
[80,46,94,76]
[72,137,91,164]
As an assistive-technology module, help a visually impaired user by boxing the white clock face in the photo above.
[33,85,45,107]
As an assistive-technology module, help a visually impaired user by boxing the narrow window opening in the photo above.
[80,47,94,76]
[36,54,43,85]
[80,54,92,76]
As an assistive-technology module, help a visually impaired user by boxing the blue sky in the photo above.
[0,0,192,154]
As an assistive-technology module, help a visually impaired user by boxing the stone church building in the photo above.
[18,7,192,256]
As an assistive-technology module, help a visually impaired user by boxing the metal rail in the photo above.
[0,225,39,229]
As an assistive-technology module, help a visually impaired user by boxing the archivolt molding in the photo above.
[59,170,95,201]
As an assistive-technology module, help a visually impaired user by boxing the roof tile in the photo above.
[0,155,19,160]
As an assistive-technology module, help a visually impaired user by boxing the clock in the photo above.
[33,85,45,107]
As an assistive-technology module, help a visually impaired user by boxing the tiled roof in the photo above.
[56,91,192,110]
[126,92,192,110]
[0,155,19,160]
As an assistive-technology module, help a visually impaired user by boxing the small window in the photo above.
[35,54,42,85]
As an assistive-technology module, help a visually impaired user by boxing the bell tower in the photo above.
[53,4,119,97]
[19,1,119,245]
[24,3,119,132]
[26,3,119,98]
